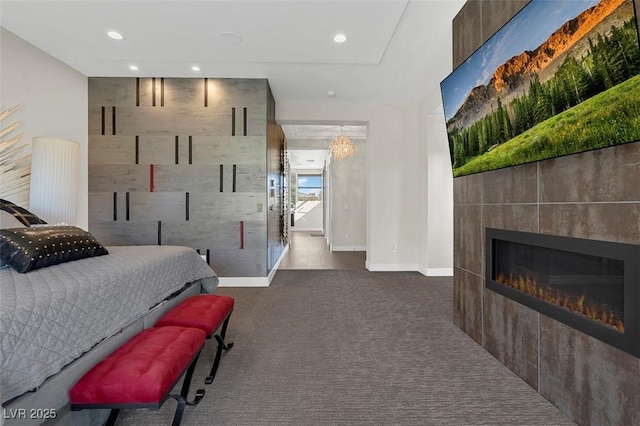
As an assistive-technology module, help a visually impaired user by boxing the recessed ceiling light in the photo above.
[107,30,123,40]
[333,34,347,43]
[129,65,138,71]
[328,91,336,97]
[191,66,200,72]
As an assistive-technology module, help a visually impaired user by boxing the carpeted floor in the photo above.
[116,270,574,425]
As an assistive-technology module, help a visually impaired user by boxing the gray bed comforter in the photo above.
[0,245,218,403]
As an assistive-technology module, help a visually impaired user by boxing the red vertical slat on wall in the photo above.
[240,220,244,249]
[149,164,155,192]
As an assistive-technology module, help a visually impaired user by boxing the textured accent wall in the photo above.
[452,1,640,424]
[88,78,285,277]
[266,83,286,271]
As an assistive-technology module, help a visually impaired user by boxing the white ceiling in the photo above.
[285,124,366,169]
[0,0,464,103]
[289,149,330,170]
[1,0,464,142]
[283,124,367,140]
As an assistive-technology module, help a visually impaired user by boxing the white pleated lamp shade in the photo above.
[29,137,80,225]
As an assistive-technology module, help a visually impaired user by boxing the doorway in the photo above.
[278,123,367,270]
[291,172,324,233]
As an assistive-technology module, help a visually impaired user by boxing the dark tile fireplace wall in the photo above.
[452,0,640,424]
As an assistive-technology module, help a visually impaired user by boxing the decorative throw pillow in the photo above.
[0,226,109,273]
[0,199,47,226]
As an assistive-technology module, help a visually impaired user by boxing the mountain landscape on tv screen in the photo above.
[443,0,640,177]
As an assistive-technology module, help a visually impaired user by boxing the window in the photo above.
[297,175,323,201]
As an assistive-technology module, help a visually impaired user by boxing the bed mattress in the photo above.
[0,245,218,403]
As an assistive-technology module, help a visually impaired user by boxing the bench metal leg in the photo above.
[169,395,187,426]
[168,352,206,426]
[168,392,204,426]
[205,316,234,385]
[219,314,232,342]
[105,409,120,426]
[179,352,206,405]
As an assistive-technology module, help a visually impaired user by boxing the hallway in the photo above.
[278,231,366,270]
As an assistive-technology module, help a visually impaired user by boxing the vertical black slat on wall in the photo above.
[157,221,162,245]
[204,78,208,107]
[101,107,106,135]
[243,107,248,136]
[136,78,140,106]
[219,164,224,192]
[152,78,156,107]
[231,107,236,136]
[135,136,140,164]
[175,136,179,164]
[112,107,116,135]
[161,78,165,107]
[185,192,190,221]
[233,164,237,192]
[125,192,130,221]
[113,192,118,221]
[206,249,210,264]
[188,136,193,164]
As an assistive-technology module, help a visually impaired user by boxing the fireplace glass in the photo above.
[493,239,624,332]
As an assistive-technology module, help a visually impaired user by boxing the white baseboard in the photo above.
[217,245,289,288]
[330,245,366,252]
[217,276,269,287]
[365,263,453,275]
[365,262,419,272]
[423,267,454,277]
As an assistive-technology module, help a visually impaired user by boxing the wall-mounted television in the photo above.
[441,0,640,177]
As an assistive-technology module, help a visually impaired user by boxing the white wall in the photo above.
[0,28,88,229]
[419,89,454,276]
[293,201,323,231]
[278,100,422,270]
[278,95,454,274]
[329,138,366,251]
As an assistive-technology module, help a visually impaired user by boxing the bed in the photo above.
[0,227,218,425]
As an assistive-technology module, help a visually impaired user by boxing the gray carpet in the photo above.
[117,270,574,425]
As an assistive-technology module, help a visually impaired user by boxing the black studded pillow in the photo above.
[0,226,109,273]
[0,199,47,227]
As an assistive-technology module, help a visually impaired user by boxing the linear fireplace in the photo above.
[486,228,640,357]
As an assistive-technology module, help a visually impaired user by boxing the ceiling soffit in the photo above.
[0,1,407,69]
[282,124,367,141]
[0,0,466,103]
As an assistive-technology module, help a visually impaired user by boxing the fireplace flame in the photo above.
[577,294,585,310]
[496,273,624,332]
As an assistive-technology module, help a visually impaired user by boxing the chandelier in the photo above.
[329,129,356,160]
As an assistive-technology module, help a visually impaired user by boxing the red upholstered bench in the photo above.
[69,326,206,426]
[155,294,234,384]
